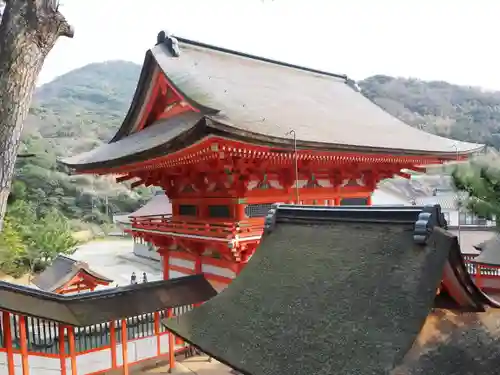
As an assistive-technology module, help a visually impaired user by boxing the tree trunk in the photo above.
[0,0,73,230]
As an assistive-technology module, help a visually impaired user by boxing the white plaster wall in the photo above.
[169,257,195,269]
[202,264,235,279]
[371,189,409,206]
[169,270,190,279]
[133,337,157,361]
[444,209,496,227]
[116,342,137,366]
[160,334,170,353]
[75,348,111,374]
[448,210,458,226]
[13,353,21,375]
[27,355,60,375]
[0,351,7,373]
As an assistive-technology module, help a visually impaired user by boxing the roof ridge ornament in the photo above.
[413,204,447,245]
[264,204,448,246]
[263,203,280,235]
[157,30,180,57]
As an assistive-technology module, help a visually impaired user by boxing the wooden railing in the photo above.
[0,304,194,375]
[464,261,500,277]
[132,215,264,239]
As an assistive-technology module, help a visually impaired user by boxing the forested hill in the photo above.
[15,64,500,227]
[359,75,500,149]
[15,61,146,227]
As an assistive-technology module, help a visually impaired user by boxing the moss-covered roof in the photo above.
[396,309,500,374]
[164,206,459,375]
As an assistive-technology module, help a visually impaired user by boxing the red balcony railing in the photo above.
[131,215,264,240]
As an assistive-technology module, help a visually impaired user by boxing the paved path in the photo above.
[71,239,163,288]
[136,356,233,375]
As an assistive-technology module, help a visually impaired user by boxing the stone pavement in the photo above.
[136,356,234,375]
[71,239,163,287]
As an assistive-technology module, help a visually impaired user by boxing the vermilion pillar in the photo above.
[121,319,129,375]
[2,311,15,375]
[19,316,29,375]
[58,325,67,375]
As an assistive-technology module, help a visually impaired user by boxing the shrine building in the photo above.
[32,254,113,294]
[62,31,483,291]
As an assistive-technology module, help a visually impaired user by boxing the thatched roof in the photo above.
[164,205,490,375]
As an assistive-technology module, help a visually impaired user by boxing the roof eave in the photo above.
[0,275,216,326]
[110,50,157,142]
[206,117,485,158]
[60,118,207,172]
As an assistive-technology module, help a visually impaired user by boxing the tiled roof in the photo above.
[152,37,482,155]
[32,254,113,292]
[61,33,484,170]
[129,191,172,217]
[61,112,203,168]
[473,235,500,266]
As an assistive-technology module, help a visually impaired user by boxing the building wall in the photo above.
[0,336,186,375]
[133,239,161,261]
[441,209,496,228]
[0,308,192,375]
[370,189,408,206]
[165,251,235,291]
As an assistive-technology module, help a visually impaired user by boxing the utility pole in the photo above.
[452,143,461,244]
[285,130,300,204]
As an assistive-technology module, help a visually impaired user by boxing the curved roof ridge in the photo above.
[172,35,350,81]
[0,275,216,326]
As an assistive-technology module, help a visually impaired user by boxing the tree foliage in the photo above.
[0,201,78,276]
[360,75,500,149]
[0,218,28,276]
[451,163,500,222]
[12,61,153,225]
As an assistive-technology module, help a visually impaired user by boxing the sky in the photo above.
[39,0,500,90]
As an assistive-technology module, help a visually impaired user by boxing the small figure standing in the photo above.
[131,272,137,284]
[142,272,148,283]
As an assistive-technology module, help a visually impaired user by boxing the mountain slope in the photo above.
[27,61,141,155]
[359,75,500,149]
[14,61,147,224]
[15,62,500,223]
